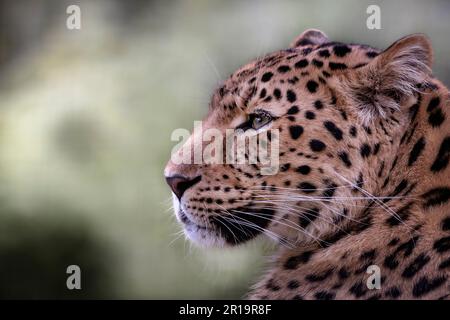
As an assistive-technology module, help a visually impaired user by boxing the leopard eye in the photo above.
[236,110,274,132]
[251,112,272,130]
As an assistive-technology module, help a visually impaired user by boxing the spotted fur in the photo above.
[165,29,450,299]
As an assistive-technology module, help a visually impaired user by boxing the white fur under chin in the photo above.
[172,193,181,223]
[171,193,227,248]
[182,225,227,248]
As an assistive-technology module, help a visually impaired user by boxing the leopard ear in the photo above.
[340,34,433,124]
[290,29,329,48]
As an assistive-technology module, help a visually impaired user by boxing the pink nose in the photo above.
[165,174,202,200]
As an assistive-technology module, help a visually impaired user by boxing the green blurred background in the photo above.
[0,0,449,299]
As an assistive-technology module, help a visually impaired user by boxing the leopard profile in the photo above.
[165,29,450,299]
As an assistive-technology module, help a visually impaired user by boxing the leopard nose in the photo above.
[165,174,202,200]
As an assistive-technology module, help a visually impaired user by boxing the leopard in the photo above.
[164,29,450,299]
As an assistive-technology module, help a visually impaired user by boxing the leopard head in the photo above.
[164,29,432,247]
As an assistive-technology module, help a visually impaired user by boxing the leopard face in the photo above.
[164,29,433,248]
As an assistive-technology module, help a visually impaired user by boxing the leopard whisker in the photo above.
[249,190,420,204]
[217,203,252,237]
[203,202,247,242]
[168,229,186,247]
[250,189,419,201]
[250,198,367,228]
[333,171,415,231]
[218,215,296,248]
[230,208,325,246]
[211,215,241,245]
[249,184,357,192]
[249,185,420,200]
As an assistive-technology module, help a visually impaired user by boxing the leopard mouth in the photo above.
[177,209,227,247]
[178,209,209,230]
[211,206,275,245]
[177,204,276,246]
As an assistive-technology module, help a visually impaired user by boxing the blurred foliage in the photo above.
[0,204,115,299]
[0,0,449,298]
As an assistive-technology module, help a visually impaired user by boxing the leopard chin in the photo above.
[176,209,224,248]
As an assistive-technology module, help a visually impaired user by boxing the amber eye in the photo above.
[236,110,274,132]
[251,112,272,130]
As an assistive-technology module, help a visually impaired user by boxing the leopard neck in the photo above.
[355,80,449,232]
